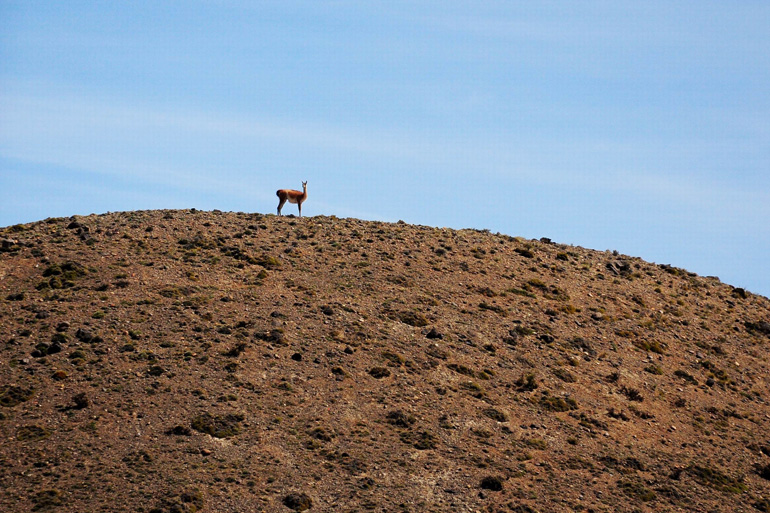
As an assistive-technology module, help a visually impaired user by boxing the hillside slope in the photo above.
[1,210,769,513]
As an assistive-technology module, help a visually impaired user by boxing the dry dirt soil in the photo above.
[1,210,769,513]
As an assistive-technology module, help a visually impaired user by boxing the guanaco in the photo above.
[276,181,308,217]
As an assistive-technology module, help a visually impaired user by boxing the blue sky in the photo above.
[1,1,769,296]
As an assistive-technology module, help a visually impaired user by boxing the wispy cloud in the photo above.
[2,87,767,222]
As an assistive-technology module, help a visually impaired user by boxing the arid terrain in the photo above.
[1,209,769,513]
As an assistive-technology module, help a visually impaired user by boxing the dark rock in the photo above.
[745,320,770,337]
[75,328,95,343]
[51,333,68,344]
[147,365,165,376]
[514,247,535,258]
[606,261,632,277]
[426,327,443,339]
[72,392,89,409]
[480,475,504,491]
[0,238,19,252]
[283,492,312,512]
[368,367,391,379]
[166,425,192,436]
[359,477,375,490]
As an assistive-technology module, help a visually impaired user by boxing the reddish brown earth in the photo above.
[1,210,769,513]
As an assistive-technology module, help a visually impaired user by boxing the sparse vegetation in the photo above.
[515,373,539,391]
[17,425,52,441]
[391,310,429,327]
[617,479,656,502]
[190,412,244,438]
[538,391,578,412]
[400,429,438,450]
[0,385,34,407]
[685,464,747,494]
[0,210,767,512]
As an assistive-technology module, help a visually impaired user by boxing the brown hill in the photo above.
[1,210,769,513]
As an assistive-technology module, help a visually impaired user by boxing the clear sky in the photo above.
[1,1,769,297]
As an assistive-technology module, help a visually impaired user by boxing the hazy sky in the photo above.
[2,1,769,297]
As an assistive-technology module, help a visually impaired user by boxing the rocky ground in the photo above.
[1,209,769,513]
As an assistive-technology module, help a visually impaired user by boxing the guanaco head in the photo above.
[302,181,307,189]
